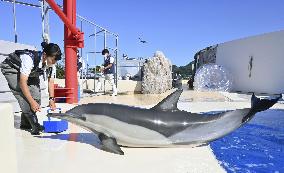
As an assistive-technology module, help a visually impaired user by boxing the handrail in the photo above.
[76,14,118,37]
[1,0,118,38]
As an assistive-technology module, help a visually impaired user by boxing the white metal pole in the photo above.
[115,36,118,87]
[40,0,50,42]
[94,27,97,92]
[12,0,17,43]
[104,30,107,49]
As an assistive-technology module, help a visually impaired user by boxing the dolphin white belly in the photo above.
[82,114,172,147]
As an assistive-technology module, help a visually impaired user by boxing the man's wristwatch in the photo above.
[49,97,55,101]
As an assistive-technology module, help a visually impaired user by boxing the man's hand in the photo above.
[49,100,56,111]
[30,99,41,112]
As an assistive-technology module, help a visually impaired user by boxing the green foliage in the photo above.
[172,61,195,79]
[89,65,101,73]
[55,56,65,79]
[56,63,65,79]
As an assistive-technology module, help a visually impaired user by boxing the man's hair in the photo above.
[41,42,62,61]
[102,49,109,55]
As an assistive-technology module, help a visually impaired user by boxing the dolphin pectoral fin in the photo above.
[152,89,183,111]
[98,133,124,155]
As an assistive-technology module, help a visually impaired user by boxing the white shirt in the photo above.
[20,54,56,79]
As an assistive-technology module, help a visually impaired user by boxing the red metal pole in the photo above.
[63,0,78,103]
[45,0,84,48]
[45,0,84,103]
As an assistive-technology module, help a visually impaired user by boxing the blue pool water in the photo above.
[211,109,284,173]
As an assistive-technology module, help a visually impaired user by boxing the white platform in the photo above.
[0,103,17,173]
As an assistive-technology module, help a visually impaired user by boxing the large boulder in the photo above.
[142,51,172,94]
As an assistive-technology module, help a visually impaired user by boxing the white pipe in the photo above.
[12,0,17,43]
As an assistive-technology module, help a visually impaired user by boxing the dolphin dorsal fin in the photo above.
[151,89,183,111]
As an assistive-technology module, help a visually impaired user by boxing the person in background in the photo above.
[0,42,62,135]
[95,49,118,96]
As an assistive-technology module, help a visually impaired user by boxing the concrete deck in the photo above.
[11,88,284,173]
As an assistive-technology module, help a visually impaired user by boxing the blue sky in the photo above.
[1,0,284,66]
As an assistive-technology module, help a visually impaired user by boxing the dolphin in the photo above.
[48,89,281,155]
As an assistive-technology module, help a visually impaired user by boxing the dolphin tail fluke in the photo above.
[152,89,183,111]
[242,93,282,123]
[250,93,282,113]
[98,133,124,155]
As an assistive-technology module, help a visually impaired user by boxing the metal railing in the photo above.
[1,0,119,89]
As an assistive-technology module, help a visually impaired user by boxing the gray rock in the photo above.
[142,51,172,94]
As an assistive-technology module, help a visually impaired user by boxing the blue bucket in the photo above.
[43,108,68,133]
